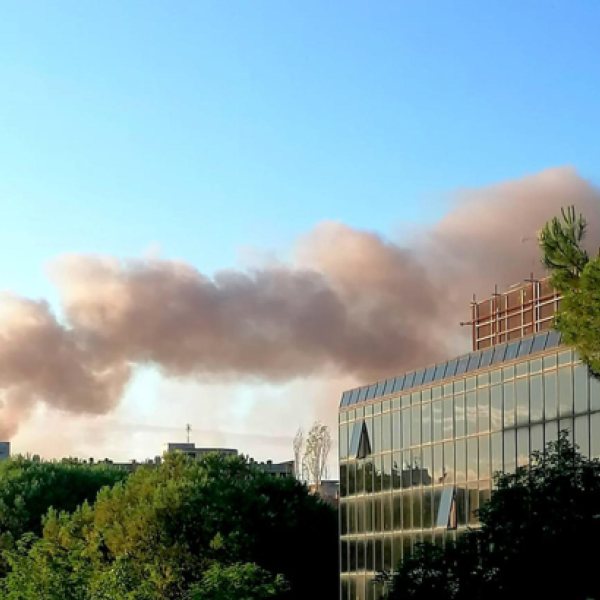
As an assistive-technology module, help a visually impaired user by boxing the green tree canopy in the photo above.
[539,206,600,375]
[0,457,126,576]
[1,452,338,600]
[386,433,600,600]
[190,562,289,600]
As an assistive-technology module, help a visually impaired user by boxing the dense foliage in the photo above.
[385,433,600,600]
[539,205,600,376]
[0,457,127,575]
[1,453,338,600]
[189,562,289,600]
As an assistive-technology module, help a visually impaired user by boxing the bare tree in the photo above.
[293,427,304,481]
[303,421,332,493]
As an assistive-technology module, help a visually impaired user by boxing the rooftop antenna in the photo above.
[186,423,192,444]
[525,271,538,284]
[459,293,476,327]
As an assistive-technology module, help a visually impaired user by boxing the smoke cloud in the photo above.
[1,167,599,439]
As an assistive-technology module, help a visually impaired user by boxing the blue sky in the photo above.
[1,1,599,458]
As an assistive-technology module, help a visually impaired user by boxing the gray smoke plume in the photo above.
[1,166,598,438]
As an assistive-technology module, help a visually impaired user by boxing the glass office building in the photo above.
[338,330,600,600]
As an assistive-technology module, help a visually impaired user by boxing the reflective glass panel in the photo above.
[455,393,466,437]
[412,490,422,528]
[467,437,478,481]
[445,359,458,378]
[433,363,447,381]
[411,406,421,446]
[477,372,490,387]
[384,378,395,395]
[340,424,349,460]
[517,427,529,467]
[480,348,494,368]
[455,438,466,482]
[491,432,502,474]
[359,387,369,402]
[591,413,600,459]
[517,336,534,357]
[402,492,412,530]
[504,340,521,362]
[468,485,479,525]
[443,442,455,484]
[373,498,382,532]
[432,401,443,443]
[373,415,382,453]
[479,435,490,480]
[433,444,443,485]
[516,378,529,425]
[383,495,392,531]
[592,376,600,411]
[443,398,454,440]
[341,391,350,407]
[575,415,590,457]
[574,364,589,414]
[558,367,573,416]
[366,384,378,400]
[503,382,515,428]
[558,350,573,366]
[392,375,405,393]
[422,445,433,486]
[516,361,528,377]
[384,537,393,570]
[491,385,503,431]
[349,422,363,458]
[530,375,543,422]
[531,332,548,353]
[423,489,433,528]
[456,356,469,375]
[392,453,402,490]
[423,366,436,384]
[436,487,454,528]
[531,423,544,456]
[467,353,481,372]
[544,371,557,420]
[492,345,506,364]
[530,358,542,374]
[393,411,402,452]
[503,429,516,473]
[456,486,467,527]
[402,410,410,450]
[382,412,392,452]
[466,392,477,435]
[546,330,561,348]
[411,449,422,486]
[392,495,402,531]
[490,369,502,385]
[478,388,490,433]
[545,420,559,446]
[422,402,432,445]
[503,365,515,381]
[412,371,423,388]
[404,372,415,389]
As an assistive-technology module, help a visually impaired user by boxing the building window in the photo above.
[349,421,372,460]
[436,487,456,530]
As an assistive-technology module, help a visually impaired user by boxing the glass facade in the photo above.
[338,334,600,600]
